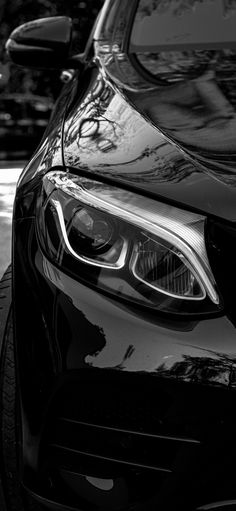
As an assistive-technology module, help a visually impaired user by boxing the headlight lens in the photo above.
[37,170,221,315]
[131,236,204,299]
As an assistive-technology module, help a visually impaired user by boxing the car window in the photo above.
[130,0,236,51]
[129,0,236,82]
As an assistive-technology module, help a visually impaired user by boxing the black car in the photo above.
[0,93,53,160]
[1,1,236,510]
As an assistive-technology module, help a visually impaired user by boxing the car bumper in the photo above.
[13,216,236,511]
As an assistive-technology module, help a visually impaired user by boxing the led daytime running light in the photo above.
[50,198,128,269]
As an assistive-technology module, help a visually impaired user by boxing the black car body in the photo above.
[2,1,236,510]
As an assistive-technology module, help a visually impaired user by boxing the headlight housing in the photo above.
[37,170,221,316]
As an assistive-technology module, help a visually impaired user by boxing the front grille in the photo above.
[47,415,199,475]
[39,378,202,487]
[36,376,236,510]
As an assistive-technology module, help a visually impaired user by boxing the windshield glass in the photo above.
[126,0,236,180]
[130,0,236,52]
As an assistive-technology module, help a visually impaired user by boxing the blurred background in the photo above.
[0,0,103,277]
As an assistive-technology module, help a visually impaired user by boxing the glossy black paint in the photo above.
[6,17,73,69]
[13,221,236,510]
[9,2,236,511]
[63,68,236,222]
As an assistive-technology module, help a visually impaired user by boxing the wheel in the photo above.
[0,266,42,511]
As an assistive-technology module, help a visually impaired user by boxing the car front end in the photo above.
[4,1,236,510]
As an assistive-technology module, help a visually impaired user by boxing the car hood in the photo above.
[63,69,236,222]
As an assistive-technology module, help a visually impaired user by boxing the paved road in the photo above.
[0,163,24,278]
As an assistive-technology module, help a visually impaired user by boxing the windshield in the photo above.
[130,0,236,52]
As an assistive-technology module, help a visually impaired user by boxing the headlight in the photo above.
[37,170,221,315]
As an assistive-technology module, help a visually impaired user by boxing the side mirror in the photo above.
[6,16,80,69]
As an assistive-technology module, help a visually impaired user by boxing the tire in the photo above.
[0,265,25,511]
[0,266,42,511]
